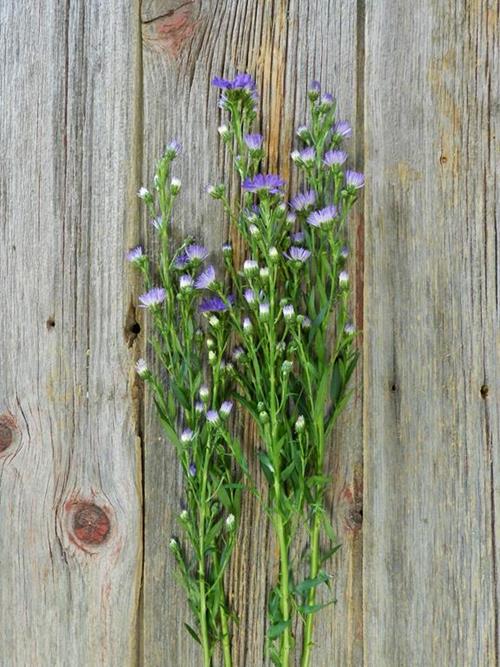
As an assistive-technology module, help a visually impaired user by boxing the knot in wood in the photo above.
[0,414,16,452]
[72,504,110,545]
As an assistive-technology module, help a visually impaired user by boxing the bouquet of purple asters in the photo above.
[131,73,363,667]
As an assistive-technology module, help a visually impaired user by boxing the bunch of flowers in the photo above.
[131,73,362,667]
[130,140,242,666]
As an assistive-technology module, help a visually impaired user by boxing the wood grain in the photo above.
[363,1,499,665]
[0,2,143,665]
[140,1,362,665]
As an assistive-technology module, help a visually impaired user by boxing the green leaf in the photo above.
[257,450,275,484]
[294,571,329,595]
[233,392,260,422]
[184,623,201,645]
[298,600,334,615]
[268,619,291,640]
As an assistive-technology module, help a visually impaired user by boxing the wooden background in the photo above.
[0,1,498,665]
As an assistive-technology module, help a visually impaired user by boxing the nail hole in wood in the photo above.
[46,317,56,330]
[439,154,448,165]
[391,383,397,392]
[480,384,489,399]
[72,504,110,545]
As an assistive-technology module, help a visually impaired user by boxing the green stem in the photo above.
[300,511,321,667]
[275,511,292,666]
[198,439,213,667]
[300,422,325,667]
[219,599,232,667]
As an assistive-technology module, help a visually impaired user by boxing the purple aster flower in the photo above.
[320,92,334,106]
[339,270,349,286]
[166,140,182,158]
[139,287,166,308]
[244,288,256,304]
[195,401,204,413]
[291,190,316,211]
[185,244,209,262]
[341,245,349,258]
[333,120,352,138]
[344,323,356,335]
[194,265,216,290]
[286,212,297,225]
[173,253,189,270]
[324,150,348,167]
[291,147,315,164]
[179,274,194,290]
[126,245,144,263]
[242,174,285,195]
[206,410,220,425]
[188,462,197,477]
[220,401,233,418]
[307,205,338,227]
[244,133,263,150]
[212,73,256,93]
[199,295,234,313]
[243,317,252,332]
[291,231,305,244]
[284,246,311,263]
[345,170,365,189]
[243,259,259,275]
[283,304,295,320]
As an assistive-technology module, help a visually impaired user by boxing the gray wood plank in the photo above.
[140,2,361,665]
[363,1,500,665]
[0,2,143,665]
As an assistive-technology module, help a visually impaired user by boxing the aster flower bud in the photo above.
[257,402,265,412]
[207,183,225,200]
[135,358,149,379]
[344,323,356,335]
[206,337,215,350]
[208,350,217,365]
[281,360,293,375]
[249,224,260,237]
[319,92,334,110]
[220,401,233,418]
[179,509,189,522]
[301,316,312,330]
[169,537,179,552]
[243,259,259,276]
[222,243,232,257]
[243,317,253,333]
[208,315,220,329]
[341,245,349,259]
[283,304,295,321]
[259,411,269,424]
[195,401,204,414]
[232,347,244,361]
[259,302,270,320]
[218,124,230,140]
[225,513,236,530]
[206,410,220,425]
[269,246,279,262]
[259,267,270,280]
[199,385,210,402]
[339,270,349,287]
[295,415,305,433]
[276,341,286,354]
[188,462,197,477]
[179,274,194,291]
[170,177,181,195]
[296,125,310,140]
[308,80,321,101]
[137,186,152,203]
[181,428,194,443]
[165,140,181,159]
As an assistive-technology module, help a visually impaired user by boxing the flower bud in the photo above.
[135,358,149,379]
[170,177,181,195]
[199,385,210,402]
[259,302,270,320]
[207,183,225,200]
[249,224,260,237]
[339,270,349,287]
[208,350,217,365]
[283,304,295,321]
[295,415,306,433]
[218,124,230,139]
[179,509,189,522]
[344,323,356,335]
[243,259,259,276]
[209,315,220,329]
[269,246,279,262]
[222,243,232,257]
[259,267,270,280]
[259,410,269,424]
[243,317,253,333]
[206,410,220,425]
[206,337,215,350]
[169,537,179,552]
[180,428,194,443]
[281,360,293,375]
[225,513,236,530]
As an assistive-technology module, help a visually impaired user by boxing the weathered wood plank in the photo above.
[363,1,499,665]
[140,2,361,665]
[0,2,142,665]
